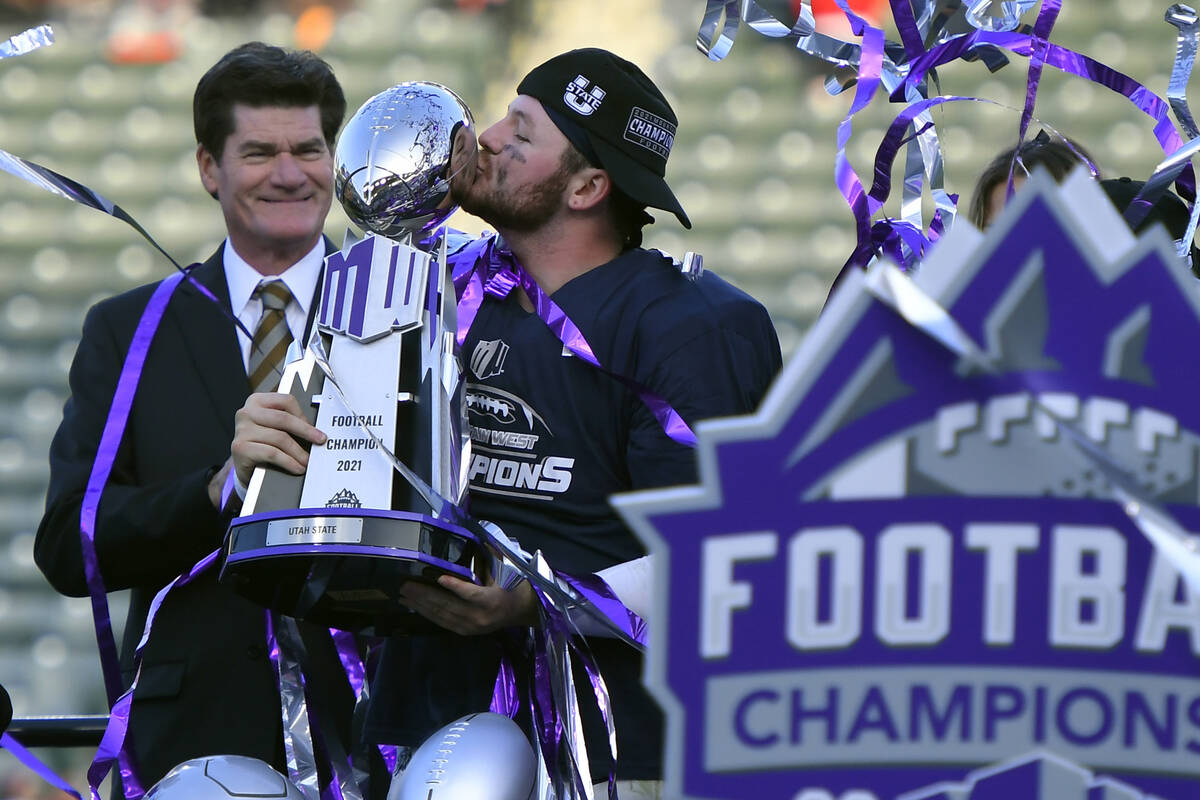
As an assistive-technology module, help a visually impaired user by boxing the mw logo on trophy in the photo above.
[220,81,480,634]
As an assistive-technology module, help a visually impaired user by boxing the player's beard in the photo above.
[459,160,572,233]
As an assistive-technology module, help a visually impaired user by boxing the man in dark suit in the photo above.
[33,42,354,790]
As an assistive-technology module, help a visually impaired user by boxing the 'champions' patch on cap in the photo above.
[624,107,675,159]
[563,74,605,116]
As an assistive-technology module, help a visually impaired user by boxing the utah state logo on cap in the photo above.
[563,74,605,116]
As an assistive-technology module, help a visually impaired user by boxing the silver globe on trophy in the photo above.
[221,82,479,634]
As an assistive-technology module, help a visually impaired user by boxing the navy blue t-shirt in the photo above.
[365,247,781,779]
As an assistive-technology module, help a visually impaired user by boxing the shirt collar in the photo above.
[223,237,326,315]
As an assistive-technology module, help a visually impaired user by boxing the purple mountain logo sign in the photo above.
[614,171,1200,800]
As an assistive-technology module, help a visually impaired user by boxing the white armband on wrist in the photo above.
[560,555,653,638]
[595,555,652,625]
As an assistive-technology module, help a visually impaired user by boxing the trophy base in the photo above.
[221,508,478,635]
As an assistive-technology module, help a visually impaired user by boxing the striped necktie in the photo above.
[247,280,294,393]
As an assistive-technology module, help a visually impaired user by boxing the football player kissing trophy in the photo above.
[220,82,481,635]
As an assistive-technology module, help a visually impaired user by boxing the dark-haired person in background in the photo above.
[968,130,1099,229]
[1100,175,1200,277]
[33,42,357,789]
[970,135,1199,271]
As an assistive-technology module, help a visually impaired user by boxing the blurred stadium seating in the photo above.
[0,0,1188,790]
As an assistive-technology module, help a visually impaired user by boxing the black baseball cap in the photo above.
[1101,176,1200,276]
[517,47,691,229]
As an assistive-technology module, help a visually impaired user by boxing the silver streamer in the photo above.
[879,70,958,250]
[697,0,740,60]
[1182,153,1200,264]
[273,616,365,800]
[964,0,1038,32]
[695,0,960,257]
[652,248,704,280]
[862,263,1200,595]
[0,147,254,339]
[863,264,997,371]
[534,748,553,800]
[745,0,814,37]
[531,554,593,800]
[271,615,321,800]
[0,148,117,213]
[1166,4,1200,141]
[481,520,533,592]
[1113,490,1200,593]
[885,1,959,251]
[1164,5,1200,267]
[699,0,863,67]
[1121,133,1200,264]
[677,250,704,280]
[913,0,941,41]
[0,24,52,59]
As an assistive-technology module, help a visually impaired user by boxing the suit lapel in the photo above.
[163,237,336,438]
[169,245,248,440]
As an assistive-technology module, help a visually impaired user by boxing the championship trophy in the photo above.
[220,82,479,634]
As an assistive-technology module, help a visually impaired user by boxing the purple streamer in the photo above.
[330,630,364,699]
[266,613,319,800]
[855,61,1192,269]
[2,732,84,800]
[556,572,649,648]
[328,629,398,781]
[835,8,1195,271]
[1013,0,1062,156]
[905,31,1191,189]
[0,150,252,340]
[489,654,522,718]
[529,581,620,800]
[833,13,887,269]
[515,265,697,447]
[450,236,496,346]
[450,238,697,447]
[567,638,618,800]
[888,0,927,62]
[87,550,219,800]
[1000,0,1062,207]
[76,270,192,799]
[220,467,236,511]
[79,271,184,708]
[529,630,563,784]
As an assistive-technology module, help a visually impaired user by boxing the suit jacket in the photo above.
[34,242,354,788]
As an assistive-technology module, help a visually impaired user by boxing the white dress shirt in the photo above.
[223,238,326,371]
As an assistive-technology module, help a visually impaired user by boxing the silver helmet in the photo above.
[145,755,303,800]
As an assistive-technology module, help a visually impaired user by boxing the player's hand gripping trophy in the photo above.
[221,83,482,635]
